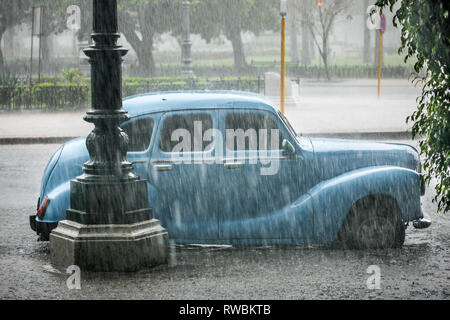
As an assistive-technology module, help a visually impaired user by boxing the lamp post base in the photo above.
[50,219,168,272]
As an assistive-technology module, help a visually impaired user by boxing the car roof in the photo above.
[122,90,277,118]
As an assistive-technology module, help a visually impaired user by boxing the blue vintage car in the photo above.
[30,91,430,248]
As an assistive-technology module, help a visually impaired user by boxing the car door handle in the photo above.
[224,162,244,169]
[153,164,173,171]
[131,160,147,165]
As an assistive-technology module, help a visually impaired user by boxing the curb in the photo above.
[0,137,79,145]
[0,131,414,145]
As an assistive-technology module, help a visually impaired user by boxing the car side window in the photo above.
[122,118,154,152]
[159,113,213,152]
[225,112,284,151]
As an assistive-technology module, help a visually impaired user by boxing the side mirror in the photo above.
[282,139,295,156]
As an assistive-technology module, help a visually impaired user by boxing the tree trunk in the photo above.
[120,17,156,76]
[309,31,315,62]
[135,38,155,76]
[302,1,315,65]
[0,47,4,73]
[41,8,51,65]
[41,34,51,63]
[322,36,330,80]
[290,29,299,65]
[289,1,299,65]
[127,33,155,77]
[363,0,370,63]
[137,5,156,76]
[0,27,6,73]
[301,17,311,66]
[228,30,247,70]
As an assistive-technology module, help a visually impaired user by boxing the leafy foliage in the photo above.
[188,0,279,68]
[376,0,450,212]
[61,68,84,84]
[0,76,263,110]
[118,0,181,75]
[0,71,20,88]
[35,0,177,75]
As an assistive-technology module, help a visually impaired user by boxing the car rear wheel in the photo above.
[338,196,405,249]
[38,233,50,241]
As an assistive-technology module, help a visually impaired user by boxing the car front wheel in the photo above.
[338,196,405,249]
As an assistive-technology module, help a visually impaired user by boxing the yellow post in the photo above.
[377,30,383,98]
[281,15,286,115]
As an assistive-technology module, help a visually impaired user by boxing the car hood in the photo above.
[309,137,420,181]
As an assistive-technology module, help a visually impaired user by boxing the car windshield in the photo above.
[277,111,297,139]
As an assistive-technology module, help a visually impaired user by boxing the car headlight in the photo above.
[416,161,426,196]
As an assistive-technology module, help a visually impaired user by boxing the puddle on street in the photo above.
[29,232,434,279]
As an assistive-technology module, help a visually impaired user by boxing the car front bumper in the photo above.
[413,218,432,229]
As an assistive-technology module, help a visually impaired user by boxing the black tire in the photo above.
[338,196,405,249]
[38,232,50,242]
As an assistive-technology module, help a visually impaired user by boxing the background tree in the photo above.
[27,0,279,74]
[376,0,450,213]
[288,0,299,65]
[362,0,371,64]
[38,0,180,76]
[294,0,317,66]
[118,0,181,76]
[0,1,33,72]
[35,1,71,63]
[299,0,314,66]
[37,0,90,56]
[188,0,279,70]
[305,0,351,79]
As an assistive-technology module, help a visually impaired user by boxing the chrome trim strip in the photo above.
[224,162,245,169]
[131,160,147,164]
[153,164,174,171]
[152,159,216,164]
[223,157,288,162]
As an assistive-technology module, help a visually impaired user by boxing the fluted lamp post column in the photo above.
[50,0,168,272]
[181,0,194,77]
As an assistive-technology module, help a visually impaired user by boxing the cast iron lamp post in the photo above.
[181,0,194,77]
[50,0,168,272]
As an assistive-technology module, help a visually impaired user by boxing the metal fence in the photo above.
[0,77,264,110]
[0,85,89,110]
[122,77,264,97]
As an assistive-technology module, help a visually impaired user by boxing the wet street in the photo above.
[0,142,449,300]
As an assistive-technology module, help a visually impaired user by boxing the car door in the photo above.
[121,114,160,180]
[218,108,314,241]
[148,110,219,241]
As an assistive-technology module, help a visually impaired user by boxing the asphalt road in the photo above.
[0,141,448,300]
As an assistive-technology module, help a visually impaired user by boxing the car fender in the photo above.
[310,166,422,244]
[38,180,162,225]
[38,181,71,223]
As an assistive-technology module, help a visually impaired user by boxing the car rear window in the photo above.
[122,118,154,152]
[159,113,213,152]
